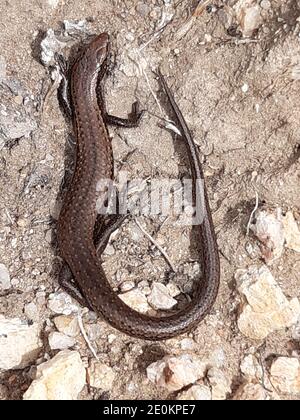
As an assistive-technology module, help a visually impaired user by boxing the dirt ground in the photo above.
[0,0,299,400]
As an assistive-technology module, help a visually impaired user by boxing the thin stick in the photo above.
[135,218,177,273]
[4,207,13,224]
[135,49,164,115]
[139,27,165,52]
[77,313,99,361]
[246,192,259,235]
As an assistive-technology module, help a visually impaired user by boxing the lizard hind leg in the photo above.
[58,263,92,309]
[94,213,128,257]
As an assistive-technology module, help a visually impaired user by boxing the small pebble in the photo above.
[125,33,135,42]
[235,1,262,37]
[137,280,151,296]
[120,281,135,292]
[17,218,29,228]
[282,212,300,253]
[0,264,11,290]
[147,354,207,392]
[270,357,300,395]
[242,83,249,93]
[260,0,271,10]
[87,361,115,390]
[136,3,150,17]
[107,334,117,344]
[24,302,39,322]
[48,332,76,350]
[45,230,52,244]
[49,200,62,220]
[120,289,150,314]
[48,292,80,316]
[103,243,115,256]
[180,338,195,351]
[240,355,263,380]
[209,348,226,368]
[166,282,180,297]
[177,384,212,400]
[148,282,177,310]
[53,315,80,337]
[13,95,23,105]
[36,291,46,306]
[129,225,144,242]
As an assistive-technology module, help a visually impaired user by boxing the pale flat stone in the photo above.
[235,0,262,37]
[0,315,42,370]
[137,280,151,296]
[48,292,80,316]
[236,265,300,340]
[177,384,212,400]
[119,281,135,293]
[166,282,181,297]
[119,289,150,314]
[233,383,271,400]
[107,334,117,344]
[103,244,115,256]
[180,338,195,351]
[147,354,207,392]
[0,112,37,141]
[240,355,263,380]
[23,350,86,400]
[291,64,300,81]
[24,302,39,322]
[270,357,300,395]
[250,209,285,264]
[147,282,177,310]
[53,315,80,337]
[87,361,115,391]
[209,348,226,368]
[48,332,76,350]
[282,211,300,253]
[208,368,231,400]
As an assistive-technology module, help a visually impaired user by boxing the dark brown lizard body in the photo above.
[57,33,220,340]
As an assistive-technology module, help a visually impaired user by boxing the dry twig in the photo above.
[135,218,177,273]
[246,192,259,235]
[77,313,99,360]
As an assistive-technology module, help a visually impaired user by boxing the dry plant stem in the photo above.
[246,192,259,236]
[134,217,177,273]
[77,313,99,360]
